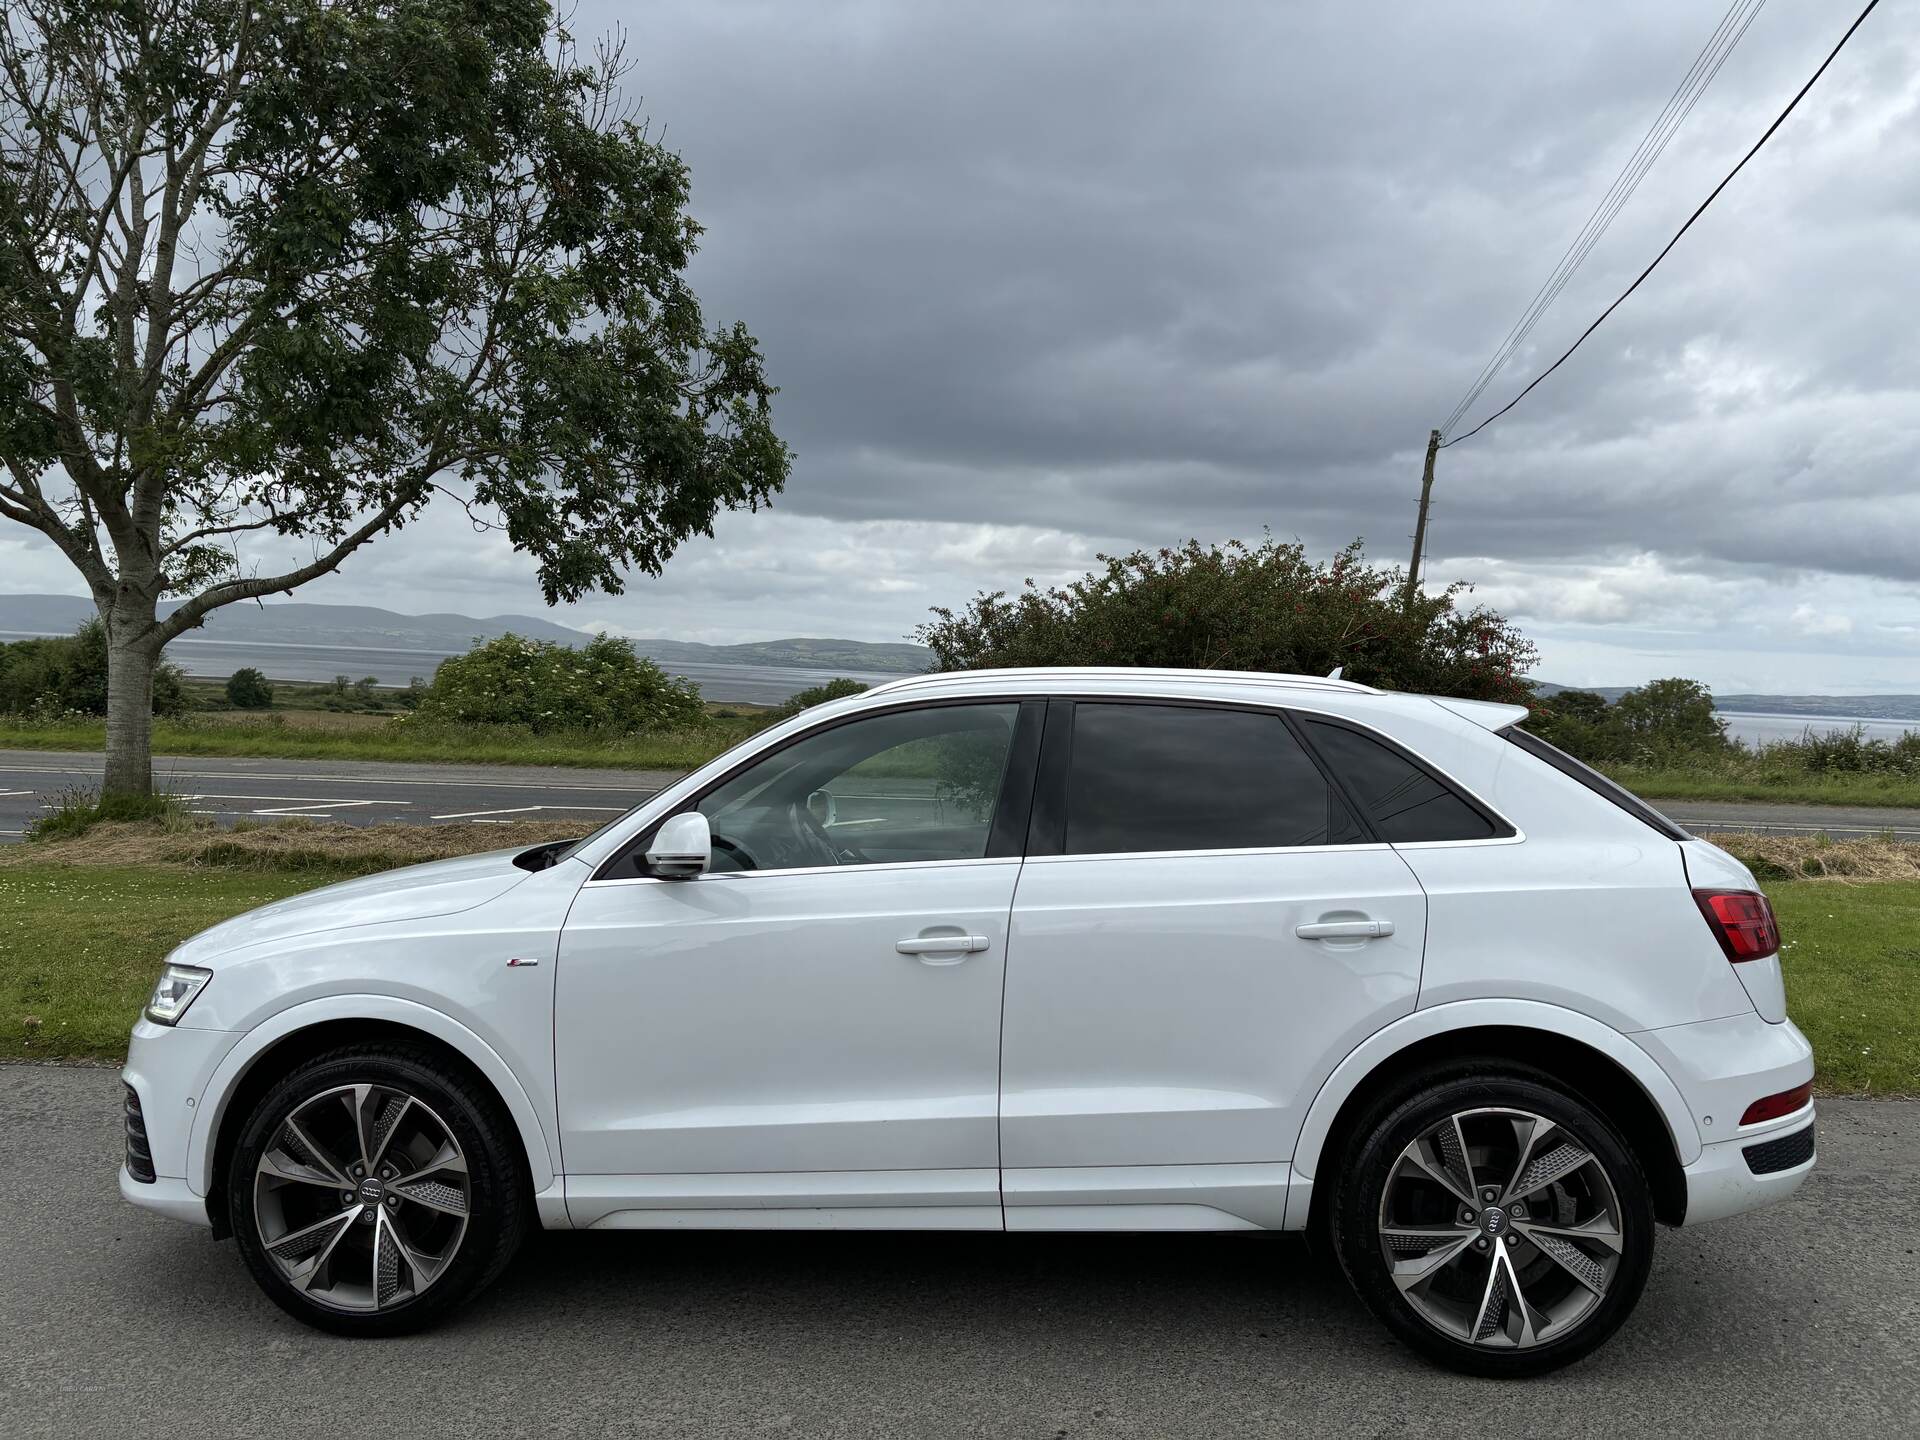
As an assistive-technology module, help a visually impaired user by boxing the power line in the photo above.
[1443,0,1884,450]
[1440,0,1767,439]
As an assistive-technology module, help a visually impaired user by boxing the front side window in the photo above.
[1063,703,1362,855]
[695,703,1020,872]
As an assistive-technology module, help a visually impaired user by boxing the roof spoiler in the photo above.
[1433,697,1531,731]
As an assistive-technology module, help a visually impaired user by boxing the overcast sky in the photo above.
[6,0,1918,692]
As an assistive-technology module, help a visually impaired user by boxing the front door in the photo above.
[556,699,1040,1228]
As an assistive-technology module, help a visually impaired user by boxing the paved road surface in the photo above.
[0,749,678,839]
[6,747,1920,844]
[0,1065,1913,1438]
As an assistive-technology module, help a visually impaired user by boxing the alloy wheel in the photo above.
[253,1083,471,1313]
[1377,1106,1624,1350]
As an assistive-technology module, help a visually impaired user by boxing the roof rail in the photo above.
[865,666,1381,697]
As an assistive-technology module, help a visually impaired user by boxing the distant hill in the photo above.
[0,594,587,650]
[0,594,933,676]
[625,635,932,675]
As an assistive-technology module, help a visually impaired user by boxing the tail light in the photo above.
[1692,888,1780,963]
[1740,1080,1812,1126]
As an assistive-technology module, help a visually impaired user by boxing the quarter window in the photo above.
[1300,719,1499,843]
[1063,703,1362,855]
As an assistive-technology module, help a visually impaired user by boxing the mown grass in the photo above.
[0,712,762,772]
[0,865,321,1060]
[1610,765,1920,809]
[1767,882,1920,1096]
[2,821,1915,1092]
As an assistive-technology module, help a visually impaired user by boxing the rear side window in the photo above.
[1502,725,1688,840]
[1300,719,1503,843]
[1064,703,1363,855]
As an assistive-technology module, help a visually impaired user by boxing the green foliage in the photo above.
[224,667,274,709]
[770,677,869,720]
[2,0,791,793]
[0,622,184,718]
[1528,679,1732,766]
[917,537,1536,703]
[410,633,706,735]
[1613,677,1727,753]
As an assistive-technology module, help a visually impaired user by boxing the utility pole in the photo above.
[1403,428,1442,604]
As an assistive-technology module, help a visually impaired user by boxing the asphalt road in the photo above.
[5,747,1920,844]
[0,749,679,840]
[0,1066,1913,1438]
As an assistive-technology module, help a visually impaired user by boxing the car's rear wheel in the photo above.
[228,1044,528,1336]
[1330,1063,1655,1377]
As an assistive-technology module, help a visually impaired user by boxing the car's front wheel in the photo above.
[1330,1063,1655,1377]
[228,1043,528,1336]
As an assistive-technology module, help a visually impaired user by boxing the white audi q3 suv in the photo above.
[120,667,1815,1375]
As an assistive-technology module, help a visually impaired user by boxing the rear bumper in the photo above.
[1629,1009,1816,1225]
[1681,1111,1816,1225]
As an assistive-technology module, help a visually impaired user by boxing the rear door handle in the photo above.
[896,934,989,964]
[1295,918,1394,941]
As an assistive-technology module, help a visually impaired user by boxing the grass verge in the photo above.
[1609,766,1920,810]
[3,823,1915,1092]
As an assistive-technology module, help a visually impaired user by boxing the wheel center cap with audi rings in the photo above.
[1480,1206,1509,1237]
[357,1177,386,1205]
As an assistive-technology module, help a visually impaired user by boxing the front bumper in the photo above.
[119,1167,212,1228]
[119,1018,240,1219]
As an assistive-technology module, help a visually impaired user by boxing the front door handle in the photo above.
[1295,918,1394,941]
[895,934,989,965]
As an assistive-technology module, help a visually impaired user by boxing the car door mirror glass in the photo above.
[646,811,712,878]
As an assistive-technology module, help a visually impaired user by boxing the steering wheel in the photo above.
[709,832,763,872]
[793,801,870,867]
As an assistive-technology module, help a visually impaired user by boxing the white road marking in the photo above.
[249,800,385,817]
[428,803,627,820]
[174,792,414,807]
[0,789,31,797]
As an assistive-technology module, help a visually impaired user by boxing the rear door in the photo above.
[999,700,1428,1219]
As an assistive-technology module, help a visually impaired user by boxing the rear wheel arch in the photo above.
[203,1014,547,1239]
[1303,1024,1689,1233]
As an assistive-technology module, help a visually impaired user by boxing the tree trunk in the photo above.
[102,629,159,799]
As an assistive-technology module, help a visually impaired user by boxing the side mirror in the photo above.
[645,812,711,878]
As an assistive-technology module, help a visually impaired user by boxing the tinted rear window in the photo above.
[1065,703,1363,855]
[1301,719,1502,843]
[1502,725,1688,840]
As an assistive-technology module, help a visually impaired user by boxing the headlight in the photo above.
[145,964,212,1025]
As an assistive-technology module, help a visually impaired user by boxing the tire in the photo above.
[1329,1060,1655,1378]
[227,1043,529,1337]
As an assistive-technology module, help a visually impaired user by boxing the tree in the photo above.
[1525,687,1627,763]
[0,1,791,795]
[0,619,182,716]
[916,537,1537,703]
[224,665,271,709]
[769,676,868,720]
[1613,677,1729,754]
[411,632,705,734]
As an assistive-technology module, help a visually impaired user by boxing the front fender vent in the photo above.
[124,1083,156,1184]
